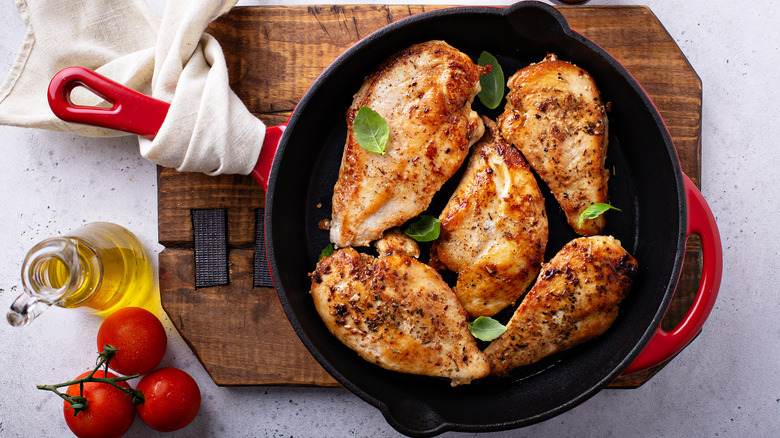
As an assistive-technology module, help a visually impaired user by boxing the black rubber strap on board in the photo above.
[191,208,229,288]
[254,208,273,288]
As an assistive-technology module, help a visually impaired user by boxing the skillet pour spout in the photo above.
[506,0,570,42]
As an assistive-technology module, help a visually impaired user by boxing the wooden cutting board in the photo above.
[158,5,703,388]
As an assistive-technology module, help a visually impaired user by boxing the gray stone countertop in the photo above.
[0,1,776,436]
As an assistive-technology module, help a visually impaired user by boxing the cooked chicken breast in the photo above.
[310,248,490,386]
[330,40,487,248]
[430,117,548,317]
[373,228,420,259]
[484,236,637,376]
[498,54,609,236]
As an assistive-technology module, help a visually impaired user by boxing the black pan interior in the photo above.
[265,2,686,436]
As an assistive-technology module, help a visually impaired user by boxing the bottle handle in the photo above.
[7,237,82,327]
[7,294,52,327]
[621,173,722,375]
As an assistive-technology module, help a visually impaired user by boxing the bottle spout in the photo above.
[7,292,52,327]
[9,236,81,327]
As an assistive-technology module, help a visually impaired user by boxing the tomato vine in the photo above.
[37,345,144,415]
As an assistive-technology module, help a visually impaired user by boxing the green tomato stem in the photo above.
[36,345,145,415]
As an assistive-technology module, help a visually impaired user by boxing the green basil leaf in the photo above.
[353,106,389,154]
[403,215,441,242]
[578,203,622,228]
[468,316,507,342]
[476,51,504,110]
[319,243,334,261]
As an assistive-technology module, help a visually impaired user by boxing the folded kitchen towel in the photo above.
[0,0,265,176]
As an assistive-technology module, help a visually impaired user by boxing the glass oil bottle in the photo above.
[7,222,157,326]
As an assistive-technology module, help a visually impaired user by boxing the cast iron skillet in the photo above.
[47,2,722,435]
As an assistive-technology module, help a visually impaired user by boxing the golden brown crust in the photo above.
[498,54,609,236]
[311,248,490,386]
[431,117,548,317]
[373,228,420,258]
[330,40,487,248]
[484,236,637,376]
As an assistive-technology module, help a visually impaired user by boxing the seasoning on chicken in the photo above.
[330,40,487,248]
[498,54,609,236]
[373,228,420,259]
[484,236,637,376]
[430,117,548,317]
[310,247,490,386]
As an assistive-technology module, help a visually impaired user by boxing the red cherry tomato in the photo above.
[136,367,201,432]
[63,370,135,438]
[97,307,167,376]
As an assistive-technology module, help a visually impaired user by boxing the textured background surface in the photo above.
[0,0,776,436]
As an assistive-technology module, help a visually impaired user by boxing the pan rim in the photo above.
[265,2,687,435]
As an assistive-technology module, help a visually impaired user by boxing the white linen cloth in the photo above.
[0,0,266,175]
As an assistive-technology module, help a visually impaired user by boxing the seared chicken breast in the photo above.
[373,228,420,259]
[498,54,609,235]
[330,40,487,248]
[430,117,548,317]
[311,248,490,386]
[484,236,637,376]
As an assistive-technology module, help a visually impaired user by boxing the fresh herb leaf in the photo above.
[319,243,334,261]
[353,106,389,154]
[403,215,441,242]
[468,316,507,342]
[476,51,505,110]
[578,203,622,227]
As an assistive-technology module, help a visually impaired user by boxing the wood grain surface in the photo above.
[158,5,703,388]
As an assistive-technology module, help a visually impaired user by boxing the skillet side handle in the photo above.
[250,123,286,191]
[621,173,723,375]
[48,66,169,138]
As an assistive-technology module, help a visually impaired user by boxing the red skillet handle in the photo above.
[49,66,281,188]
[48,66,170,138]
[621,173,722,375]
[251,123,286,191]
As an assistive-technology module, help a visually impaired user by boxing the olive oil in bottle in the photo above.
[7,222,157,326]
